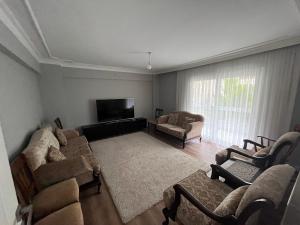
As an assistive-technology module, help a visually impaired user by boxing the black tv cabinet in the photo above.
[81,118,147,141]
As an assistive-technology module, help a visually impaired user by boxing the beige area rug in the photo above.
[90,132,210,223]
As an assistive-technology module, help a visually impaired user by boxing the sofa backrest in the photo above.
[22,126,59,172]
[174,111,204,127]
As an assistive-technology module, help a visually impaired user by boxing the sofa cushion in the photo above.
[62,129,80,140]
[34,203,84,225]
[167,113,179,125]
[214,185,248,217]
[236,164,295,216]
[55,128,68,146]
[163,170,232,225]
[60,136,91,158]
[47,146,66,162]
[30,128,60,150]
[157,124,185,139]
[32,178,79,221]
[33,156,94,190]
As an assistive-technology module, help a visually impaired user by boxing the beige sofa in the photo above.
[22,126,101,191]
[157,111,204,148]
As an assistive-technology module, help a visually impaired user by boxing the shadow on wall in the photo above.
[89,99,98,124]
[9,126,39,161]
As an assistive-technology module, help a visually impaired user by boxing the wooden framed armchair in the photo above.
[162,165,296,225]
[212,132,300,188]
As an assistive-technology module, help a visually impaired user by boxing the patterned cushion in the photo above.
[157,124,185,139]
[23,140,49,172]
[55,128,68,146]
[60,136,91,158]
[253,146,271,157]
[47,146,66,162]
[168,113,179,125]
[163,170,232,225]
[214,185,248,217]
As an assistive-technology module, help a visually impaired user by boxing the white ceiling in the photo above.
[27,0,300,73]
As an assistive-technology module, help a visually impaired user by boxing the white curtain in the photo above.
[177,46,300,146]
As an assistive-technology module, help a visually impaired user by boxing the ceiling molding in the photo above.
[158,35,300,74]
[39,58,154,75]
[23,0,51,57]
[0,0,42,61]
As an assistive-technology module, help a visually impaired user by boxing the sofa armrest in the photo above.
[157,115,169,124]
[63,129,80,140]
[185,121,204,140]
[33,156,93,190]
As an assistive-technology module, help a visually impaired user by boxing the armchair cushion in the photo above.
[214,185,248,217]
[236,164,295,216]
[34,203,84,225]
[253,146,271,157]
[32,178,79,221]
[55,128,67,146]
[163,170,232,225]
[33,156,93,190]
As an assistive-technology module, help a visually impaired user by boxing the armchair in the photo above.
[212,132,300,188]
[162,165,296,225]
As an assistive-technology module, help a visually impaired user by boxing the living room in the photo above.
[1,1,300,225]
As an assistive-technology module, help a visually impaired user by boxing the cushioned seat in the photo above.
[33,156,94,189]
[60,136,91,158]
[163,170,232,225]
[157,123,186,139]
[215,145,254,165]
[34,203,84,225]
[32,178,79,221]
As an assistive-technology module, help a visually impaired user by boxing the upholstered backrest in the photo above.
[269,132,300,165]
[236,164,295,217]
[22,127,60,172]
[175,111,204,127]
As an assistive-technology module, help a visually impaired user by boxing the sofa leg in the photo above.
[162,208,170,225]
[97,176,102,194]
[210,164,219,180]
[199,137,202,142]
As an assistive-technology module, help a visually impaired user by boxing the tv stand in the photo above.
[81,117,147,141]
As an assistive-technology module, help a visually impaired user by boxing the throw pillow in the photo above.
[55,128,67,146]
[185,116,196,123]
[47,146,66,162]
[167,113,178,125]
[214,185,249,217]
[253,146,271,157]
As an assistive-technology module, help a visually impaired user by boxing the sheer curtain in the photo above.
[177,46,300,146]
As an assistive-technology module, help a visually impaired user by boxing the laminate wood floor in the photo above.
[80,132,222,225]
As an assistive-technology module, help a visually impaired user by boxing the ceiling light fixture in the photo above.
[146,52,152,70]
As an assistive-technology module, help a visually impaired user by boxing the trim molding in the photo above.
[0,0,41,61]
[39,58,154,75]
[23,0,52,57]
[158,35,300,74]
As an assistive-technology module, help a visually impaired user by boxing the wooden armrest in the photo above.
[257,135,276,146]
[171,184,236,224]
[243,139,265,150]
[227,147,257,160]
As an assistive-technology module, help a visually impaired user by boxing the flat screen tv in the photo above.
[96,98,134,121]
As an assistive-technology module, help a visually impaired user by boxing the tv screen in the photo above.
[96,98,134,121]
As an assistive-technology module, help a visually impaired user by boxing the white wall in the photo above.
[0,50,44,159]
[0,123,19,225]
[40,64,154,128]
